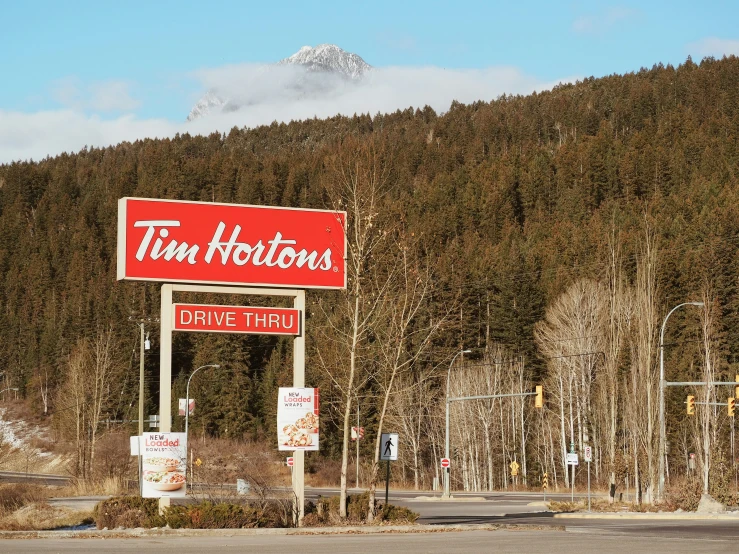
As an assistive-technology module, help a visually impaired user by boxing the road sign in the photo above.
[584,446,592,462]
[542,472,548,489]
[380,433,399,461]
[351,426,365,441]
[286,456,294,467]
[509,460,520,476]
[195,458,202,467]
[440,458,451,468]
[566,453,579,466]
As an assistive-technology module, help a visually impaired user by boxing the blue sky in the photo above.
[1,0,737,162]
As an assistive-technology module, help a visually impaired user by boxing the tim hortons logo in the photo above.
[134,220,333,271]
[118,198,346,289]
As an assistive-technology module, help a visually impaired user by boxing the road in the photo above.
[309,487,739,540]
[0,529,733,553]
[0,470,70,486]
[8,479,739,544]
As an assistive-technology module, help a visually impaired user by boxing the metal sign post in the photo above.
[566,450,578,502]
[380,433,399,506]
[584,446,592,511]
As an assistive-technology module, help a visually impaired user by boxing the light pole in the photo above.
[444,349,471,499]
[185,364,220,437]
[658,301,703,502]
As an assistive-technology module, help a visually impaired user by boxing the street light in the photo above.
[185,364,221,437]
[444,349,471,499]
[658,301,703,502]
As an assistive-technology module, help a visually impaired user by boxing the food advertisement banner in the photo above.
[117,197,346,289]
[141,432,187,498]
[277,388,319,451]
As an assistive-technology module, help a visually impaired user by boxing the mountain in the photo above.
[186,44,371,121]
[275,44,371,79]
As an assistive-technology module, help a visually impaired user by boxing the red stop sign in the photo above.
[286,457,294,467]
[440,458,450,468]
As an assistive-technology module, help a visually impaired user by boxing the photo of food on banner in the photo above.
[277,388,319,451]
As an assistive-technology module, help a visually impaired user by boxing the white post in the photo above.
[159,283,173,433]
[587,460,591,511]
[293,290,306,525]
[158,284,173,514]
[356,399,360,489]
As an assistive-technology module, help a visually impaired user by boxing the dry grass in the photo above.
[0,483,91,530]
[57,477,127,497]
[548,498,663,513]
[0,503,93,531]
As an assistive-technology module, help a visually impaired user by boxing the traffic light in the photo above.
[729,397,736,417]
[535,385,543,408]
[735,375,739,400]
[687,395,695,415]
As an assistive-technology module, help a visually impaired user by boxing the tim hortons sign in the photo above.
[173,304,301,335]
[117,197,347,289]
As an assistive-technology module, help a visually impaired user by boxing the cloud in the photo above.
[0,64,577,164]
[50,77,140,112]
[572,6,637,35]
[0,109,174,163]
[686,37,739,58]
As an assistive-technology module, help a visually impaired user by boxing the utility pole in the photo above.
[130,316,156,497]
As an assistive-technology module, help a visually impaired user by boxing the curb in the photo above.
[411,496,488,502]
[554,512,739,520]
[0,522,564,540]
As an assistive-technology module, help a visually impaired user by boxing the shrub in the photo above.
[93,496,164,529]
[93,497,293,529]
[380,504,419,523]
[663,478,702,512]
[307,492,418,525]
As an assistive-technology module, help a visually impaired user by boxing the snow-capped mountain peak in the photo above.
[276,44,371,79]
[187,44,371,121]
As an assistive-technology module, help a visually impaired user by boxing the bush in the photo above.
[380,504,419,523]
[93,496,164,529]
[307,492,418,525]
[663,478,702,512]
[93,497,293,529]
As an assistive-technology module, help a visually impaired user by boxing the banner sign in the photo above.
[277,387,319,451]
[173,304,301,335]
[141,432,187,498]
[117,197,347,289]
[178,398,195,416]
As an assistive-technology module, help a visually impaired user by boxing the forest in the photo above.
[1,55,738,507]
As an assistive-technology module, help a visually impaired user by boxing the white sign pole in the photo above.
[588,459,591,511]
[293,290,306,525]
[158,284,173,515]
[585,446,592,511]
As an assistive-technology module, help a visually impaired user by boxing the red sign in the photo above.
[351,426,365,441]
[117,197,346,289]
[440,458,450,468]
[286,456,294,467]
[173,304,301,335]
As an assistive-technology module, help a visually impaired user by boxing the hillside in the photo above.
[1,56,738,492]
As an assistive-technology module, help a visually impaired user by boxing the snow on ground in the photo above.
[0,407,56,464]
